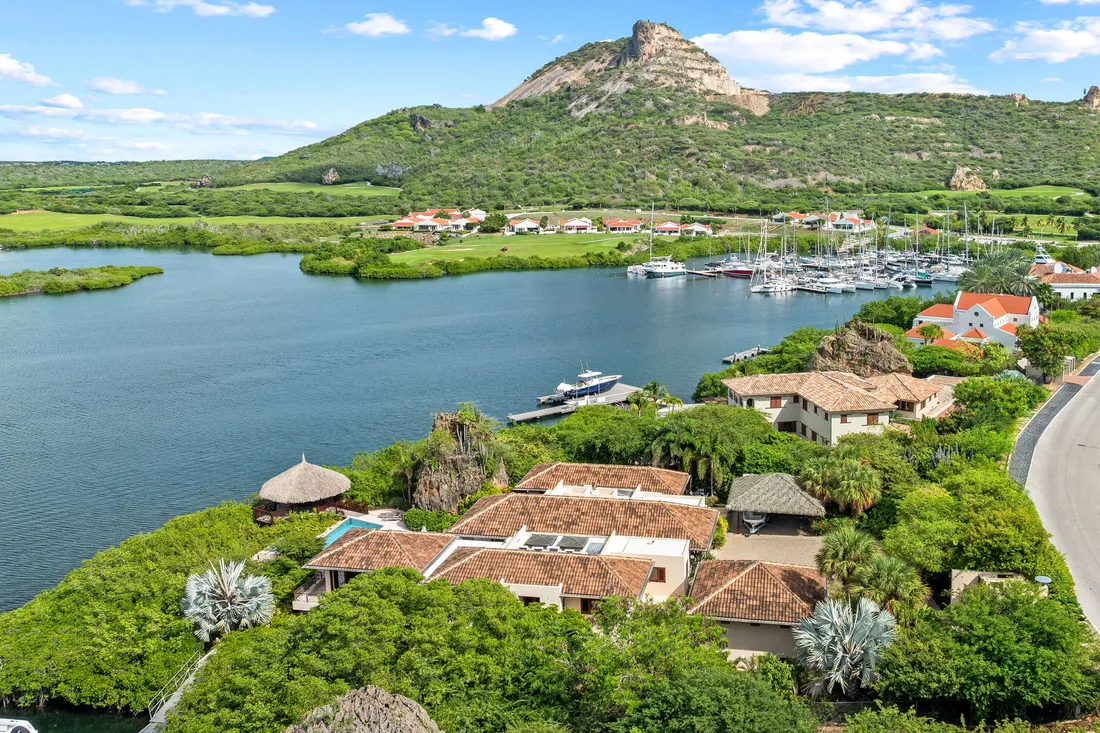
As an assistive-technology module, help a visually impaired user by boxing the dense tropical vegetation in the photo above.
[0,264,162,297]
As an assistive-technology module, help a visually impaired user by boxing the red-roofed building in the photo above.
[507,217,542,234]
[655,221,682,235]
[1029,260,1100,301]
[605,218,643,233]
[912,292,1039,348]
[562,217,594,233]
[391,217,416,230]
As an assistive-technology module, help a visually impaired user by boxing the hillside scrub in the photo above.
[0,265,162,297]
[0,504,336,713]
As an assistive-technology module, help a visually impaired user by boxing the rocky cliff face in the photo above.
[949,164,986,191]
[491,20,750,115]
[321,167,339,185]
[808,321,913,377]
[1085,86,1100,109]
[285,687,440,733]
[412,412,508,513]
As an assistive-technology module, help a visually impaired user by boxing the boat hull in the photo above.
[645,270,686,278]
[559,377,621,398]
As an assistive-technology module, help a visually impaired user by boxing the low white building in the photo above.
[911,292,1040,349]
[682,222,711,237]
[562,217,594,233]
[605,218,643,233]
[1030,261,1100,301]
[507,217,542,234]
[654,221,681,236]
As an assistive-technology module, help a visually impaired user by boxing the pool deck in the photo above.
[341,506,407,531]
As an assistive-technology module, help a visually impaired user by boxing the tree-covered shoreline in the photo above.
[0,265,163,297]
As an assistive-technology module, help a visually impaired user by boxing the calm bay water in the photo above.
[0,247,892,611]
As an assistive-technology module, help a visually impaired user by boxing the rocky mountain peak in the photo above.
[1085,85,1100,108]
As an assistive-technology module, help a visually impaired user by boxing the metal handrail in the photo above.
[147,650,202,719]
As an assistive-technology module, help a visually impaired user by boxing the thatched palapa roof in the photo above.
[725,473,825,517]
[260,454,350,504]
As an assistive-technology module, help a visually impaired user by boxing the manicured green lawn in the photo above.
[912,185,1086,199]
[390,232,642,263]
[0,210,384,232]
[221,181,401,196]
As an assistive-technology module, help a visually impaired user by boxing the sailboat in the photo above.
[750,222,795,294]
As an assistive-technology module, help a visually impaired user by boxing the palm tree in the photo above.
[389,440,426,505]
[849,554,930,619]
[638,381,682,408]
[916,322,944,345]
[957,249,1038,296]
[829,459,882,519]
[799,456,835,501]
[793,597,896,698]
[816,525,878,591]
[182,559,275,642]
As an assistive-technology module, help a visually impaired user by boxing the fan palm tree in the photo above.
[799,456,835,501]
[829,459,882,519]
[816,525,878,591]
[958,249,1037,296]
[182,559,275,642]
[849,554,930,619]
[794,598,896,698]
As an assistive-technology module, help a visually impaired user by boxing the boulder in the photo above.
[1012,93,1029,107]
[992,169,1001,181]
[195,175,213,188]
[412,412,508,513]
[808,321,913,377]
[1085,86,1100,109]
[948,165,985,191]
[321,168,339,185]
[284,687,440,733]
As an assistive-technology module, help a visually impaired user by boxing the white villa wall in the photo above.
[603,536,690,600]
[727,392,890,446]
[1051,283,1100,301]
[719,621,798,658]
[504,581,564,610]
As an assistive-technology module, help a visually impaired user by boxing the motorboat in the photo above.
[0,720,38,733]
[751,278,796,294]
[554,370,622,399]
[816,276,847,294]
[644,256,687,278]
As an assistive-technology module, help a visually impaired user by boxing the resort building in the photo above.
[507,217,542,234]
[910,292,1040,349]
[688,560,825,658]
[682,222,711,237]
[722,371,954,445]
[413,218,449,232]
[514,462,692,498]
[391,207,486,232]
[1030,261,1100,301]
[654,221,682,236]
[604,218,643,233]
[562,217,594,233]
[772,211,809,224]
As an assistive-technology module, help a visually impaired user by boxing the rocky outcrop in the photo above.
[992,169,1001,181]
[321,167,339,185]
[1012,93,1029,107]
[1085,86,1100,109]
[194,175,213,188]
[949,165,986,191]
[410,113,453,133]
[285,687,440,733]
[784,94,826,117]
[808,321,913,377]
[412,412,508,513]
[658,112,729,130]
[491,20,742,110]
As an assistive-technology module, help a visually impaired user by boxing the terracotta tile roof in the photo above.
[958,327,988,339]
[906,324,955,340]
[656,222,681,230]
[1042,272,1100,285]
[916,303,955,319]
[449,493,719,550]
[515,462,690,495]
[305,529,454,573]
[431,546,653,599]
[956,292,1034,316]
[605,218,642,227]
[689,560,824,624]
[930,337,979,354]
[978,300,1008,318]
[1000,322,1017,335]
[721,371,897,413]
[866,372,944,403]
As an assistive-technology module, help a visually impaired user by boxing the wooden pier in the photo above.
[722,346,770,364]
[685,269,719,278]
[509,383,642,423]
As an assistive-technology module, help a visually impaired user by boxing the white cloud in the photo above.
[42,93,84,109]
[126,0,274,17]
[1045,76,1064,82]
[461,93,476,98]
[0,53,55,86]
[345,12,410,37]
[1,126,172,151]
[694,29,938,72]
[427,22,458,39]
[744,71,985,94]
[990,17,1100,62]
[91,77,167,95]
[0,103,318,135]
[759,0,994,40]
[460,17,517,41]
[1040,0,1100,4]
[550,34,566,44]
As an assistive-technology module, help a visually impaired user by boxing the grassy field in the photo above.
[912,185,1087,199]
[220,181,400,197]
[390,232,643,263]
[0,210,385,232]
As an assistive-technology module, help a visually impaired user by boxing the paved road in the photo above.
[1027,368,1100,629]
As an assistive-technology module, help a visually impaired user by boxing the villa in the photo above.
[689,560,825,658]
[514,462,692,497]
[507,217,542,234]
[392,207,486,231]
[655,221,682,235]
[1030,261,1100,301]
[562,217,594,233]
[910,292,1040,349]
[722,371,954,445]
[604,218,643,233]
[682,222,711,237]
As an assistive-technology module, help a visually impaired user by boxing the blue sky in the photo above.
[2,0,1099,162]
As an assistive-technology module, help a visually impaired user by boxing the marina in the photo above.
[508,382,643,423]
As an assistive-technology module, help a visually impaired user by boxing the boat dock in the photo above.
[722,346,770,364]
[685,269,719,278]
[509,383,642,423]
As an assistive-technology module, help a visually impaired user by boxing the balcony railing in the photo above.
[292,572,328,612]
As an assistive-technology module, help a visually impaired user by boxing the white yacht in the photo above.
[817,276,847,294]
[644,256,687,278]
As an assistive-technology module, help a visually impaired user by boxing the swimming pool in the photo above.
[322,517,382,546]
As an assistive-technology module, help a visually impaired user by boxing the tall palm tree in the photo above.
[794,598,896,698]
[389,440,426,506]
[849,554,930,619]
[830,459,882,519]
[958,249,1038,296]
[638,381,683,408]
[816,525,878,591]
[182,559,275,642]
[799,456,835,501]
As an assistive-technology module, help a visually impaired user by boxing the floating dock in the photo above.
[722,346,770,364]
[685,269,719,278]
[508,383,642,423]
